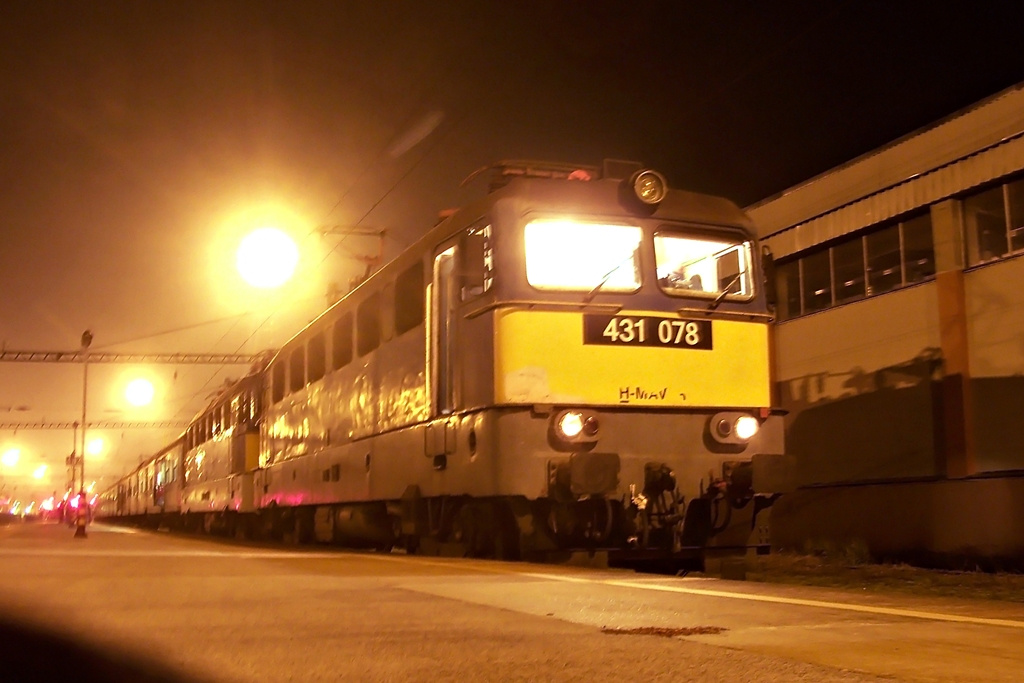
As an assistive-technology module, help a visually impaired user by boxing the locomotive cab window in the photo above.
[459,223,493,300]
[655,232,754,300]
[524,220,642,292]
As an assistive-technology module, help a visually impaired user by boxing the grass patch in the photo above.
[746,550,1024,602]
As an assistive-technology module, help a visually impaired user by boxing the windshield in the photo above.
[524,220,642,292]
[655,232,754,299]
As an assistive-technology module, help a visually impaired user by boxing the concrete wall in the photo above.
[774,283,943,485]
[771,475,1024,570]
[768,259,1024,565]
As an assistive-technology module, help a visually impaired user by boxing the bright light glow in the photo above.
[40,497,54,512]
[125,377,155,407]
[236,227,300,289]
[557,411,584,438]
[1,448,20,467]
[525,221,642,292]
[86,438,104,456]
[735,416,760,440]
[32,465,47,480]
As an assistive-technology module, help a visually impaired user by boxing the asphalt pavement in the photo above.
[0,521,1020,682]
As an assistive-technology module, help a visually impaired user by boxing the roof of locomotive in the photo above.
[477,161,755,232]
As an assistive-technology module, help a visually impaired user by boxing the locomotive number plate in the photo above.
[583,314,712,349]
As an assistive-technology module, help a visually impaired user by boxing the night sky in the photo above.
[2,1,1023,498]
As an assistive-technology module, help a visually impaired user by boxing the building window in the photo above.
[801,248,831,314]
[964,185,1008,264]
[775,260,801,319]
[866,223,901,295]
[1005,177,1024,253]
[832,237,865,304]
[774,210,935,321]
[902,213,935,282]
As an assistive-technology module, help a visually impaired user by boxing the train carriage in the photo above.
[178,372,262,533]
[100,371,262,534]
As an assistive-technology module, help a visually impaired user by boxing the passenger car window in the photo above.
[357,293,381,356]
[308,331,326,383]
[289,346,305,392]
[395,263,425,333]
[332,313,353,369]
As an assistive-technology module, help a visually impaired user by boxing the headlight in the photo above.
[735,416,759,440]
[630,169,668,205]
[557,411,584,439]
[710,412,760,445]
[551,408,601,448]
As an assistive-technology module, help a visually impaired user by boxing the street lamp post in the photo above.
[69,421,79,512]
[75,330,92,538]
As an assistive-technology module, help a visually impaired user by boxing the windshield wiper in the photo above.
[707,273,743,311]
[582,253,636,304]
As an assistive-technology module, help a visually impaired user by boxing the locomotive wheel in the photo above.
[449,504,481,557]
[282,508,314,545]
[231,514,251,541]
[491,501,521,562]
[258,505,282,541]
[449,500,521,561]
[281,514,299,545]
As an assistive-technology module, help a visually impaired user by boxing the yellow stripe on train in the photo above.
[494,309,770,407]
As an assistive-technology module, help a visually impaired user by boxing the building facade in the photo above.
[748,82,1024,568]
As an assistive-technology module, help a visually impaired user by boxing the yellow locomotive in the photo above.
[101,160,791,571]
